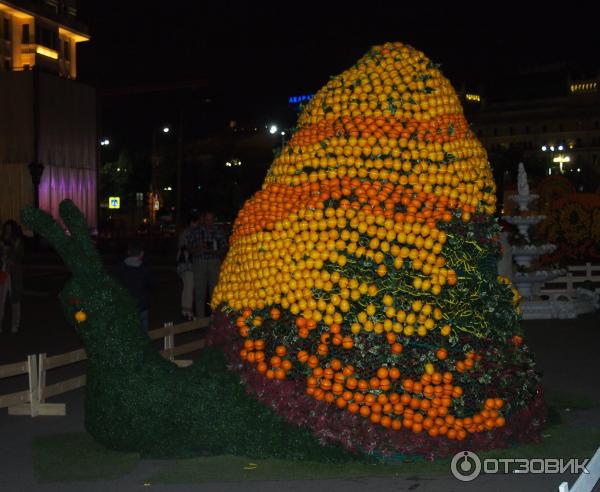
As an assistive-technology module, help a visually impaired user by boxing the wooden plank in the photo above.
[148,326,169,340]
[7,403,32,416]
[0,360,29,379]
[38,354,47,403]
[42,375,86,399]
[171,339,206,357]
[171,318,210,336]
[37,403,66,416]
[0,389,30,409]
[28,355,38,417]
[172,359,193,368]
[148,318,210,340]
[45,348,87,370]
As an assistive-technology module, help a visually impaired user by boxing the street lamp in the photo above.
[162,126,170,134]
[541,143,570,174]
[553,154,570,173]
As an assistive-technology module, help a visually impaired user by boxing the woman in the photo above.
[0,220,24,333]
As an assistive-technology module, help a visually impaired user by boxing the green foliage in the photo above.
[33,433,139,482]
[99,151,134,202]
[21,200,358,461]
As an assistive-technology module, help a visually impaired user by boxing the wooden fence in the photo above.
[0,317,208,417]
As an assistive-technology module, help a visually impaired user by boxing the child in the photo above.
[117,243,153,330]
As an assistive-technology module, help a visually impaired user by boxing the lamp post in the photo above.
[150,126,170,222]
[541,144,568,174]
[269,124,287,148]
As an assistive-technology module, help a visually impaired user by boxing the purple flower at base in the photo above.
[206,311,545,460]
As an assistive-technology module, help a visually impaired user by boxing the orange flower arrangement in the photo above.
[211,42,538,447]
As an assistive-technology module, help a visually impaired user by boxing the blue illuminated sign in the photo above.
[288,94,314,104]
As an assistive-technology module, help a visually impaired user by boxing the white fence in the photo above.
[541,263,600,298]
[559,446,600,492]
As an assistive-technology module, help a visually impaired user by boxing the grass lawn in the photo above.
[32,389,600,483]
[148,424,600,483]
[32,432,140,483]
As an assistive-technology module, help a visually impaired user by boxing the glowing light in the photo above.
[570,81,598,94]
[0,2,33,19]
[558,145,564,151]
[35,45,59,59]
[465,93,481,102]
[269,125,278,134]
[288,94,314,104]
[553,154,570,173]
[108,197,120,209]
[58,27,90,43]
[541,145,547,151]
[100,139,110,146]
[162,127,170,134]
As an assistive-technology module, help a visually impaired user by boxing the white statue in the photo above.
[517,162,529,196]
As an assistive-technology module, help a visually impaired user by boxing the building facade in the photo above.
[460,68,600,185]
[0,0,96,227]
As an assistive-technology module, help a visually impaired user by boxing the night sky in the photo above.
[76,1,598,217]
[76,1,599,136]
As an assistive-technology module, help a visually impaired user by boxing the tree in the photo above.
[99,151,134,204]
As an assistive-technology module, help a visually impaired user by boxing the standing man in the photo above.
[188,211,228,318]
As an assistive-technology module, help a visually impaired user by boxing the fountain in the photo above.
[502,163,597,319]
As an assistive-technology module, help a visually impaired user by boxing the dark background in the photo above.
[77,2,598,109]
[76,1,599,221]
